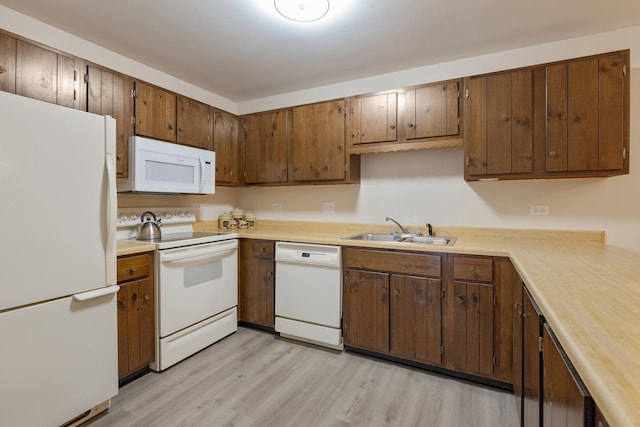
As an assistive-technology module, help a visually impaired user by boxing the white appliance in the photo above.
[0,92,119,426]
[275,242,343,350]
[117,208,238,371]
[117,136,215,194]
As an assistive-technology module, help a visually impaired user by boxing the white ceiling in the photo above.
[2,0,640,102]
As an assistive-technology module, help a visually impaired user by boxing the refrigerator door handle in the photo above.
[198,154,205,193]
[72,285,120,302]
[105,150,117,286]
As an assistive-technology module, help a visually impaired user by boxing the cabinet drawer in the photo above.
[252,241,275,259]
[344,248,442,278]
[453,256,493,282]
[117,253,151,282]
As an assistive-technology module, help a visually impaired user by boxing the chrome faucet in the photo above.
[385,217,408,236]
[426,223,433,238]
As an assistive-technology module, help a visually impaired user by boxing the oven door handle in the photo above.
[160,242,237,263]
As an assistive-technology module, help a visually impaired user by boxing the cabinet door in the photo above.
[243,110,288,184]
[292,99,346,182]
[542,324,594,427]
[390,275,442,365]
[214,109,241,185]
[15,40,57,104]
[0,33,16,93]
[343,269,390,352]
[87,66,134,178]
[513,283,524,423]
[523,287,544,427]
[402,81,460,140]
[465,70,533,177]
[134,81,177,142]
[177,95,213,150]
[546,53,627,173]
[138,276,155,370]
[238,240,275,327]
[349,92,397,144]
[451,280,495,377]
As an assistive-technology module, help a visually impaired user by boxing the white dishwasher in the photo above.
[275,242,343,350]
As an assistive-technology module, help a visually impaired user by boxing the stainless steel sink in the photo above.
[341,233,456,246]
[397,236,457,246]
[342,232,399,242]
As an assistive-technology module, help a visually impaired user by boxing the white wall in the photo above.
[3,6,639,252]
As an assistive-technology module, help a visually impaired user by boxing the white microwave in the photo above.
[117,136,215,194]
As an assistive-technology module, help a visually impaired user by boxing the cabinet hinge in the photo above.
[538,337,544,353]
[131,116,136,126]
[492,354,497,365]
[465,88,470,98]
[623,147,627,160]
[83,73,89,84]
[73,70,77,81]
[131,89,136,98]
[441,288,445,299]
[493,295,497,306]
[73,89,77,101]
[457,117,461,125]
[440,344,444,355]
[623,64,627,76]
[457,90,461,98]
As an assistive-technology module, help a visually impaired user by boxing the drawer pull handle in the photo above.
[456,296,465,304]
[470,267,476,273]
[144,294,151,301]
[130,265,138,273]
[393,289,399,296]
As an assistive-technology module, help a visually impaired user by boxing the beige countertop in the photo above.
[130,220,637,426]
[116,240,156,256]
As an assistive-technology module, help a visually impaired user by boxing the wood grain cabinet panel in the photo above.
[238,239,275,328]
[390,275,442,365]
[546,52,627,174]
[291,99,346,182]
[134,81,177,142]
[349,92,397,144]
[399,80,460,140]
[116,252,155,382]
[542,324,594,427]
[464,69,533,178]
[214,109,242,185]
[15,40,84,110]
[243,110,289,184]
[343,268,390,353]
[0,33,16,93]
[87,65,134,178]
[177,95,213,150]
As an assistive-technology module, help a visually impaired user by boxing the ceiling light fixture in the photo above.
[274,0,330,22]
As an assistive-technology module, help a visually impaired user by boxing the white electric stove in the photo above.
[117,207,238,371]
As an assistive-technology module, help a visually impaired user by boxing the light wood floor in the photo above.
[88,327,518,427]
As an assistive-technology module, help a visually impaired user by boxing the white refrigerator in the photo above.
[0,91,119,426]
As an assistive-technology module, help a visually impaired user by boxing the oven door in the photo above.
[157,239,237,338]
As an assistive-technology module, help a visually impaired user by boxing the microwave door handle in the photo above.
[198,155,205,193]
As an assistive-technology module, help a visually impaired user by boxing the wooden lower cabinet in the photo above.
[343,248,445,366]
[542,324,594,426]
[238,239,275,328]
[116,252,155,381]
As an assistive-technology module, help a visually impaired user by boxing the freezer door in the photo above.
[0,92,116,310]
[0,289,119,426]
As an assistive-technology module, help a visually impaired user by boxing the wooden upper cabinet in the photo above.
[15,40,85,110]
[177,95,213,150]
[546,52,628,174]
[399,80,460,140]
[465,50,629,181]
[243,110,289,184]
[291,99,346,182]
[0,33,16,93]
[214,109,242,186]
[134,81,177,142]
[464,69,534,179]
[349,92,397,144]
[87,66,135,178]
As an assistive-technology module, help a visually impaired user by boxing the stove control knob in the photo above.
[179,211,185,217]
[129,213,137,221]
[165,212,172,219]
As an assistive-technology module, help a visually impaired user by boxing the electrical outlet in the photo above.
[529,205,550,216]
[192,203,202,210]
[272,203,282,211]
[323,201,335,214]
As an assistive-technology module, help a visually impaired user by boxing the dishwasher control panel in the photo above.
[275,242,341,267]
